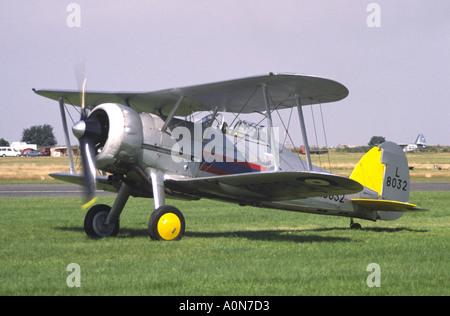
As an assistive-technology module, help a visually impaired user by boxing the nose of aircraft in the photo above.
[72,118,102,140]
[72,120,86,139]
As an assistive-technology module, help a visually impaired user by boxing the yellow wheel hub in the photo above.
[157,213,181,240]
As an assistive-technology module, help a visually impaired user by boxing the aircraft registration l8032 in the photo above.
[33,73,429,240]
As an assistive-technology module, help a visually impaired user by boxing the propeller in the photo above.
[72,78,101,209]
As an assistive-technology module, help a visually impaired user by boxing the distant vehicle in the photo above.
[298,145,328,155]
[41,147,51,156]
[11,142,37,152]
[0,147,21,157]
[24,150,42,157]
[399,134,426,152]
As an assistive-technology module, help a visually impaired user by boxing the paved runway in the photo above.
[410,182,450,192]
[0,184,114,198]
[0,182,449,198]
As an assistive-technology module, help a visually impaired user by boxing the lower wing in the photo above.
[51,170,364,203]
[166,171,363,202]
[49,172,120,193]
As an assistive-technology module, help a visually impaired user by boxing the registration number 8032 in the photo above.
[386,176,408,191]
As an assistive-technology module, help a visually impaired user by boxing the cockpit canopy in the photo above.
[230,120,267,143]
[196,113,268,143]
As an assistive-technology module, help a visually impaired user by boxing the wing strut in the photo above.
[58,97,76,174]
[206,107,219,129]
[295,95,313,171]
[161,95,184,133]
[262,84,280,171]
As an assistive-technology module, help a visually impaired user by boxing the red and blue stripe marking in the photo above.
[199,160,268,175]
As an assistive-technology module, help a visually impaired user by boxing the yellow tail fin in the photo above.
[349,146,384,195]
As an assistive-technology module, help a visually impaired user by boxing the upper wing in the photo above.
[165,171,363,202]
[33,73,348,116]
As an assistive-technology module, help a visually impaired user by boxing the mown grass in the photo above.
[1,191,448,296]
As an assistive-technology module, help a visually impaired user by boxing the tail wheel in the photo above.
[84,204,120,237]
[350,218,362,230]
[148,205,185,241]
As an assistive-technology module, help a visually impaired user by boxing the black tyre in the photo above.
[148,205,185,241]
[84,204,120,237]
[350,222,362,230]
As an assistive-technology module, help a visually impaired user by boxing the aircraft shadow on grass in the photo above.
[55,226,427,243]
[184,226,428,243]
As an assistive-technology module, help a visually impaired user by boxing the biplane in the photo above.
[33,73,428,240]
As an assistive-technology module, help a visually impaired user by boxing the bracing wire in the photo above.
[62,102,82,173]
[309,104,322,168]
[64,103,76,124]
[228,86,260,128]
[319,103,332,172]
[274,107,307,170]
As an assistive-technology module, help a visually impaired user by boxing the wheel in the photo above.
[148,205,185,241]
[350,222,362,230]
[84,204,119,237]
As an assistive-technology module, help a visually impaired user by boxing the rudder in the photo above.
[415,134,426,147]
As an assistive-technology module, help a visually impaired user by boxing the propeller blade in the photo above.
[72,67,101,209]
[73,118,101,208]
[72,76,100,208]
[79,136,97,208]
[81,77,87,117]
[74,61,88,119]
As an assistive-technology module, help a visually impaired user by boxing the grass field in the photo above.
[1,191,448,296]
[1,150,449,182]
[0,157,74,182]
[307,151,450,181]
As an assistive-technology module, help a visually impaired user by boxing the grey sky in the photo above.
[1,0,449,147]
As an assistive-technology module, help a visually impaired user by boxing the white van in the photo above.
[0,147,21,157]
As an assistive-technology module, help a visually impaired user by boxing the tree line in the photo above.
[0,124,57,148]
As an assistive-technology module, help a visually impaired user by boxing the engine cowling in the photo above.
[88,103,143,173]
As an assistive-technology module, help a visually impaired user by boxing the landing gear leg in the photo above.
[147,168,185,241]
[106,182,131,225]
[350,218,362,230]
[149,168,165,209]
